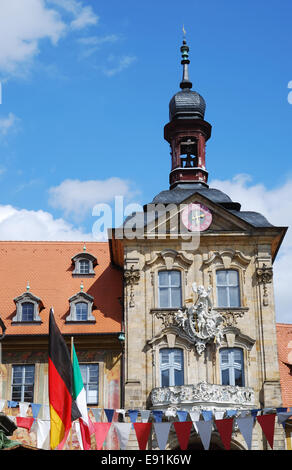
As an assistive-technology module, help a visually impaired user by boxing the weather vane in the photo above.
[182,25,186,38]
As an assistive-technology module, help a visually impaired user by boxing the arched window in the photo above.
[158,270,182,308]
[220,347,244,387]
[216,269,240,307]
[159,348,184,387]
[21,302,34,322]
[75,302,88,321]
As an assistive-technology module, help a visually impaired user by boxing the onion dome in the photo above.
[169,39,206,121]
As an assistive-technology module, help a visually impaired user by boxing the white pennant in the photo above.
[41,404,50,420]
[154,422,171,450]
[19,402,30,417]
[140,410,151,423]
[189,410,200,433]
[196,420,213,450]
[214,411,225,420]
[0,399,5,412]
[114,423,132,450]
[31,419,50,450]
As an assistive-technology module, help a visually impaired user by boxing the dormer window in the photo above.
[75,302,88,321]
[67,283,95,322]
[71,245,97,276]
[13,283,43,323]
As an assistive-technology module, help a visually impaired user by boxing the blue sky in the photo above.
[0,0,291,321]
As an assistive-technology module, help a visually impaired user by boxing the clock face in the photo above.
[181,203,212,232]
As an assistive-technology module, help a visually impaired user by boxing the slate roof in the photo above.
[149,183,274,228]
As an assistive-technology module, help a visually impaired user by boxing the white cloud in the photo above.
[0,204,93,241]
[0,112,20,136]
[77,34,120,58]
[103,55,136,77]
[48,177,136,218]
[209,174,292,323]
[0,0,98,77]
[49,0,98,30]
[0,0,66,76]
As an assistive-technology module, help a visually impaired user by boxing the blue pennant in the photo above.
[104,409,115,422]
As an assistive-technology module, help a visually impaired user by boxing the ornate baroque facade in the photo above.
[110,39,288,450]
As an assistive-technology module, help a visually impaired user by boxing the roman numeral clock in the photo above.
[181,203,212,232]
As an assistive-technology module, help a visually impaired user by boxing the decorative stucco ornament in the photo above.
[174,282,224,354]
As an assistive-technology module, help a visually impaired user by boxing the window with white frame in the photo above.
[219,347,244,387]
[11,364,35,402]
[79,363,99,404]
[21,302,35,322]
[159,348,184,387]
[75,302,88,321]
[216,269,240,307]
[158,270,182,308]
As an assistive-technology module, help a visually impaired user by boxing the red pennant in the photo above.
[133,423,152,450]
[215,418,234,450]
[256,414,276,449]
[173,422,193,450]
[79,418,91,450]
[16,417,34,431]
[93,422,111,450]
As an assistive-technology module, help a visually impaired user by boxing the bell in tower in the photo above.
[164,38,212,189]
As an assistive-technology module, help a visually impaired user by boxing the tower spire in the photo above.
[180,33,192,90]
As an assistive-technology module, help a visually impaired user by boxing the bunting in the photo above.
[0,399,291,450]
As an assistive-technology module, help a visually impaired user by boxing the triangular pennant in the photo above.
[133,423,152,450]
[19,402,30,417]
[215,418,234,450]
[114,423,132,450]
[196,420,213,450]
[0,399,5,412]
[104,409,115,422]
[214,411,225,420]
[93,422,111,450]
[152,410,164,422]
[226,409,237,418]
[176,410,188,422]
[236,416,254,450]
[173,422,193,450]
[91,408,102,422]
[32,419,51,450]
[16,416,34,431]
[31,403,42,419]
[7,400,18,408]
[128,409,139,423]
[251,409,261,420]
[140,410,151,423]
[202,410,213,421]
[277,411,292,427]
[256,414,276,449]
[189,410,200,432]
[154,422,171,450]
[116,409,126,422]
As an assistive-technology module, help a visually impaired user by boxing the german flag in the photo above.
[48,308,81,449]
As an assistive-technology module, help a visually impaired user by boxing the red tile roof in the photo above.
[0,241,122,336]
[276,323,292,407]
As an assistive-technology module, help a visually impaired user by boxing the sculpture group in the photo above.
[174,282,224,354]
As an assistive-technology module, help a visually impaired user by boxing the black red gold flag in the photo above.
[48,308,81,449]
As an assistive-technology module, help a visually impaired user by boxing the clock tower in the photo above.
[165,39,211,189]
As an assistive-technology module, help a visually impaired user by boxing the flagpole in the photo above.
[70,336,74,450]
